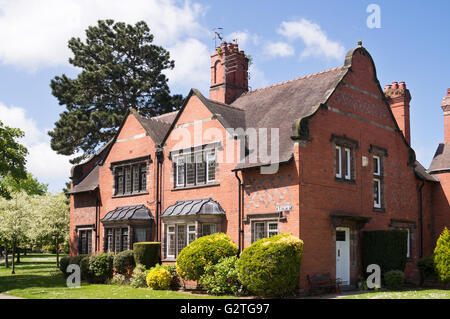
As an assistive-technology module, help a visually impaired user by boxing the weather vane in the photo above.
[212,27,223,47]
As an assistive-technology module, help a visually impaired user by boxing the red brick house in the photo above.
[69,41,450,290]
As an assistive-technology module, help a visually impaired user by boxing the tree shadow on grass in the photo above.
[0,273,67,293]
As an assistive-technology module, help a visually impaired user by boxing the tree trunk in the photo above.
[55,237,60,268]
[5,245,9,268]
[16,247,20,263]
[11,240,16,275]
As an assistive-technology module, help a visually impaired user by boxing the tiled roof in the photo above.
[161,198,226,217]
[69,165,99,194]
[429,143,450,173]
[414,161,439,182]
[231,66,349,169]
[101,205,153,222]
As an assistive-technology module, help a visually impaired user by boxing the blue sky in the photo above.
[0,0,449,193]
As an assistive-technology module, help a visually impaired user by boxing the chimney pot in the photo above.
[399,82,406,89]
[392,82,399,89]
[447,88,450,96]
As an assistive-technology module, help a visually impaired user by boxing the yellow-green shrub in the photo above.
[236,233,303,297]
[176,233,238,281]
[146,267,172,290]
[434,227,450,284]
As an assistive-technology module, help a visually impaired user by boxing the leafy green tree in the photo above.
[31,193,69,268]
[0,173,48,200]
[0,192,32,274]
[0,121,28,197]
[49,19,183,164]
[434,227,450,284]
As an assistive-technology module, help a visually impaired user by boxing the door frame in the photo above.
[335,227,350,285]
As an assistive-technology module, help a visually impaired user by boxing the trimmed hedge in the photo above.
[113,250,136,276]
[133,242,161,269]
[362,230,408,274]
[176,233,238,281]
[236,233,303,297]
[58,255,89,277]
[434,227,450,284]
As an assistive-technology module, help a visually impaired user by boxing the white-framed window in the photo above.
[187,224,196,245]
[167,225,176,258]
[202,223,217,236]
[374,179,381,208]
[373,155,381,176]
[335,146,342,179]
[373,155,383,209]
[406,228,411,258]
[176,156,185,187]
[268,222,279,237]
[344,148,351,180]
[253,221,279,243]
[177,224,186,255]
[174,149,216,187]
[206,151,216,183]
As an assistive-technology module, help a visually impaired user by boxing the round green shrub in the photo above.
[236,233,303,297]
[130,264,148,288]
[384,270,405,290]
[133,242,161,269]
[434,227,450,284]
[160,264,180,290]
[199,256,245,296]
[176,233,238,281]
[80,256,92,281]
[113,250,136,276]
[88,253,114,283]
[146,267,172,290]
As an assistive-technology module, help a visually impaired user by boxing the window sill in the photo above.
[334,177,356,185]
[172,182,220,191]
[162,258,176,262]
[373,207,385,213]
[112,191,149,199]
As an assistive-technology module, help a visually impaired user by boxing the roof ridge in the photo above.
[204,97,246,111]
[240,65,348,97]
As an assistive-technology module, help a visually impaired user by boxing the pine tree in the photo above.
[49,20,183,164]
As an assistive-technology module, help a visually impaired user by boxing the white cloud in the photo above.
[0,0,208,70]
[225,30,260,50]
[277,19,345,60]
[164,38,211,92]
[265,41,295,58]
[249,64,269,90]
[0,102,74,192]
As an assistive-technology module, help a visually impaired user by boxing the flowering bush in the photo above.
[146,267,172,290]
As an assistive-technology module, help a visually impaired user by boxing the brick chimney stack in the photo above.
[209,41,249,104]
[441,88,450,142]
[385,81,412,145]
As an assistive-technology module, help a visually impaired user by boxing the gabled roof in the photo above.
[160,89,246,146]
[102,205,153,222]
[68,165,100,194]
[414,160,439,182]
[429,143,450,174]
[161,198,226,217]
[232,66,349,169]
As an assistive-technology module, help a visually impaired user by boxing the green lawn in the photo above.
[338,289,450,299]
[0,253,235,299]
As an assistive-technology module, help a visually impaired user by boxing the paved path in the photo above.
[0,293,23,299]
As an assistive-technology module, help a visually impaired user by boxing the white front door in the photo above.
[335,227,350,285]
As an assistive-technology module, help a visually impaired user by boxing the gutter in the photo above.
[418,181,425,258]
[234,171,243,254]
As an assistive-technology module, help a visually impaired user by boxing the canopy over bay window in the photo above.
[161,198,226,259]
[101,205,153,253]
